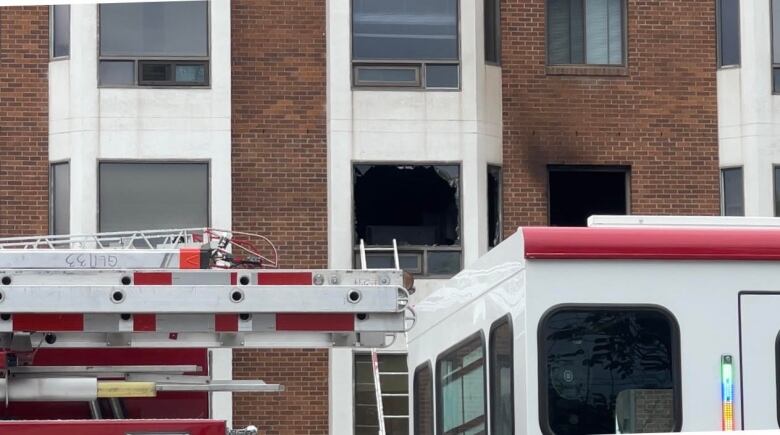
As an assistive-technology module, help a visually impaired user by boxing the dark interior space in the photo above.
[354,165,460,246]
[488,166,501,247]
[548,168,628,226]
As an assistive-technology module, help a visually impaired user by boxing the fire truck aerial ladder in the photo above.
[0,228,415,433]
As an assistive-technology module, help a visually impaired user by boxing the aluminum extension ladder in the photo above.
[0,229,413,350]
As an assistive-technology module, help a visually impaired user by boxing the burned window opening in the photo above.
[548,167,628,227]
[354,165,460,246]
[354,164,461,277]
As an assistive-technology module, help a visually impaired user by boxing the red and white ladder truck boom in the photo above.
[0,228,414,434]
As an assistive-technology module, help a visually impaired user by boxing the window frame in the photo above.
[96,1,211,88]
[775,331,780,428]
[720,166,745,216]
[716,0,741,68]
[547,165,631,226]
[350,0,462,90]
[49,160,71,236]
[536,304,683,435]
[544,0,629,68]
[50,4,70,60]
[435,331,488,435]
[485,0,501,65]
[414,361,435,435]
[96,160,211,232]
[488,165,503,249]
[775,165,780,217]
[489,315,514,435]
[773,0,780,94]
[351,162,464,279]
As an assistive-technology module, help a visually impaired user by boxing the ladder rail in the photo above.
[0,228,279,269]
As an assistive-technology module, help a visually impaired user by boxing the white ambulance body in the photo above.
[407,217,780,435]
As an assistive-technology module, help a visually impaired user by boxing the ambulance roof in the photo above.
[523,226,780,261]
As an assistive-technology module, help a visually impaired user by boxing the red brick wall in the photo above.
[0,7,49,237]
[232,349,329,434]
[230,0,328,433]
[501,0,720,231]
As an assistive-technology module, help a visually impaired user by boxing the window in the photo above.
[547,0,625,66]
[51,5,70,59]
[98,162,209,232]
[721,167,744,216]
[437,333,486,435]
[50,162,70,235]
[414,363,434,435]
[485,0,501,64]
[775,167,780,217]
[98,1,209,87]
[490,316,513,435]
[773,0,780,92]
[717,0,740,67]
[548,166,628,226]
[352,0,459,89]
[539,307,680,435]
[354,165,461,277]
[488,165,502,248]
[354,353,409,435]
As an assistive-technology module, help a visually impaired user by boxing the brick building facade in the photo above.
[502,0,720,232]
[0,7,49,237]
[0,0,723,433]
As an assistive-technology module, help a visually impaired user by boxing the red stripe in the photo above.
[230,272,237,285]
[523,227,780,261]
[179,248,202,270]
[258,272,312,285]
[215,314,238,332]
[134,272,172,285]
[14,314,83,332]
[133,314,156,332]
[276,314,354,331]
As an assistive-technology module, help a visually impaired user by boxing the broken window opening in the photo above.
[548,166,629,227]
[488,166,502,248]
[354,164,462,277]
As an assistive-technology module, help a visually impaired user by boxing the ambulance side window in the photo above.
[490,316,514,435]
[539,307,681,435]
[436,333,486,435]
[414,362,434,435]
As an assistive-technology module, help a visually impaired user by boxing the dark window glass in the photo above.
[774,0,780,92]
[414,364,434,435]
[774,167,780,217]
[50,163,70,235]
[424,64,459,88]
[540,308,679,435]
[722,168,744,216]
[141,63,173,82]
[99,162,209,232]
[485,0,500,64]
[426,251,461,276]
[354,165,462,277]
[99,1,208,57]
[352,0,458,61]
[717,0,740,67]
[52,5,70,58]
[490,318,514,435]
[99,61,135,86]
[547,0,624,65]
[437,334,486,435]
[354,353,410,435]
[488,166,502,248]
[548,167,628,226]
